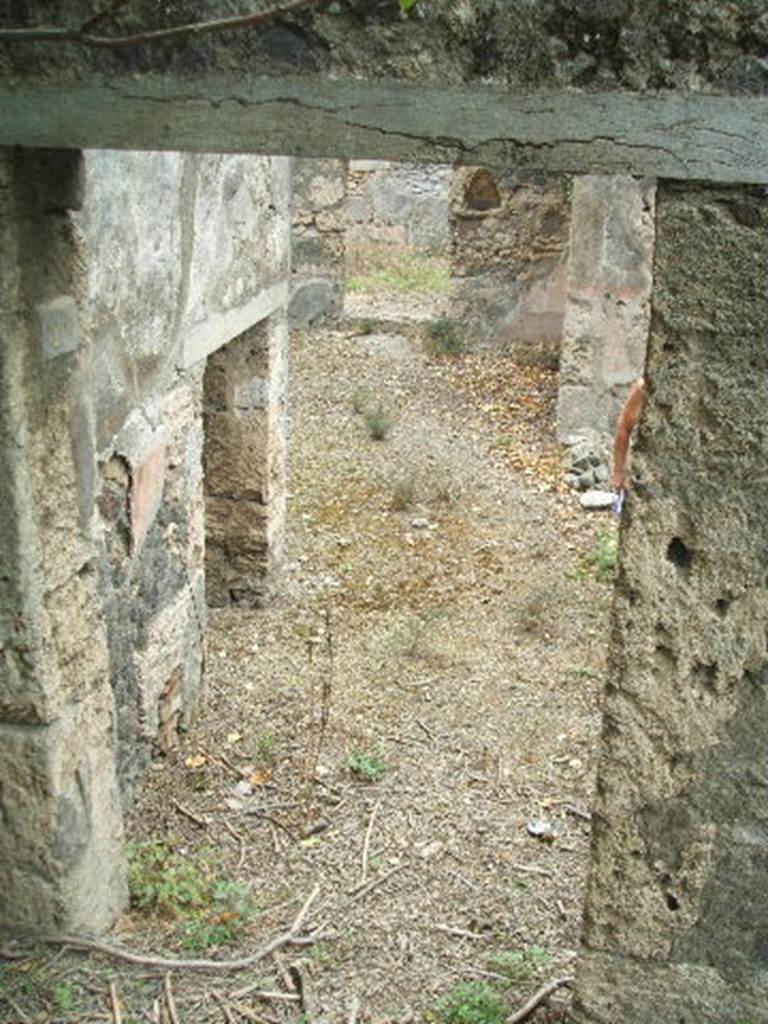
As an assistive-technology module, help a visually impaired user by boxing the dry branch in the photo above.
[348,863,405,900]
[359,799,381,886]
[0,1,320,48]
[37,885,322,973]
[163,973,180,1024]
[171,797,209,829]
[507,976,574,1024]
[108,980,122,1024]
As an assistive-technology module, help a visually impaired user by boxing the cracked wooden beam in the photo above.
[1,75,766,184]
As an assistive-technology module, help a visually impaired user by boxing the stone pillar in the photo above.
[448,167,569,355]
[0,149,127,932]
[203,310,287,607]
[574,183,768,1022]
[556,175,655,441]
[289,158,347,327]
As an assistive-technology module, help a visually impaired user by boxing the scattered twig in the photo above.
[38,885,323,973]
[271,950,295,993]
[347,994,361,1024]
[163,974,180,1024]
[220,817,247,871]
[563,803,592,822]
[507,976,574,1024]
[465,964,518,984]
[207,749,243,779]
[220,998,265,1022]
[108,979,122,1024]
[211,991,238,1024]
[171,797,210,829]
[288,960,317,1017]
[349,863,406,901]
[0,0,320,48]
[415,718,435,741]
[509,861,554,878]
[1,993,33,1024]
[248,811,298,843]
[433,924,486,941]
[359,799,381,886]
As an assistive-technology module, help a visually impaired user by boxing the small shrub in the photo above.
[434,980,506,1024]
[351,388,372,415]
[390,474,417,511]
[128,841,210,917]
[487,946,552,986]
[347,751,387,782]
[53,983,77,1013]
[589,526,619,583]
[363,401,396,441]
[254,731,277,767]
[179,880,255,950]
[427,317,465,357]
[128,842,254,949]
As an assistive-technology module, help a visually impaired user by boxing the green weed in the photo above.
[363,401,396,441]
[351,387,372,415]
[572,665,599,679]
[427,317,465,357]
[390,474,417,511]
[486,945,552,985]
[128,842,254,948]
[434,980,506,1024]
[53,982,77,1013]
[254,731,277,767]
[347,750,387,782]
[347,248,451,297]
[587,526,619,583]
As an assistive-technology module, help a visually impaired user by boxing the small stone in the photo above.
[580,489,615,510]
[234,779,253,798]
[527,818,558,842]
[416,840,444,859]
[410,517,430,529]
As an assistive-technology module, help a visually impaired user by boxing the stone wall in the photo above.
[290,158,347,327]
[0,147,291,930]
[0,150,127,932]
[84,150,290,803]
[574,182,768,1023]
[346,159,452,259]
[449,167,570,354]
[557,175,655,443]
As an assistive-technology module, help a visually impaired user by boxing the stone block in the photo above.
[0,694,127,932]
[555,385,596,442]
[204,411,268,501]
[289,279,340,327]
[34,295,80,361]
[134,587,192,748]
[205,495,268,548]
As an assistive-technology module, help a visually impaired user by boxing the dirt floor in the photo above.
[0,313,618,1024]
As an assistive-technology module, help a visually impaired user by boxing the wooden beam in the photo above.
[1,75,766,184]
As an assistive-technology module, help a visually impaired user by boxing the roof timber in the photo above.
[2,75,766,184]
